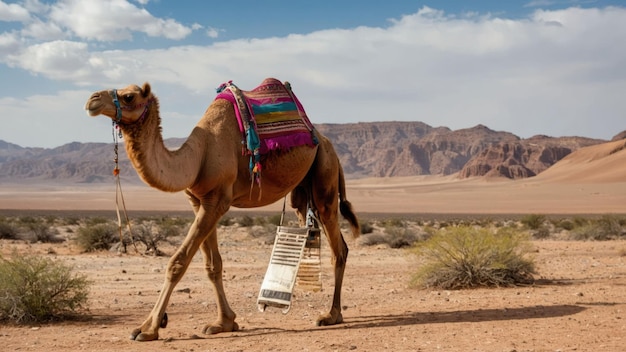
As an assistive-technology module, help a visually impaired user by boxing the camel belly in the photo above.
[231,145,317,208]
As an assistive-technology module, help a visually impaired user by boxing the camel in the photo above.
[84,80,360,341]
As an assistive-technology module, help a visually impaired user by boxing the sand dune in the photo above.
[532,139,626,183]
[1,140,625,214]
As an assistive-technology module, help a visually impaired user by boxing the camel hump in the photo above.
[259,77,282,86]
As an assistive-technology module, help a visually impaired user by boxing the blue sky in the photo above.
[1,0,625,148]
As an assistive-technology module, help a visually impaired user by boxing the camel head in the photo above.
[85,83,153,125]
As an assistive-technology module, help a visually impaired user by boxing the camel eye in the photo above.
[122,94,134,104]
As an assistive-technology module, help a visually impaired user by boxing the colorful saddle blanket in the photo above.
[215,78,318,186]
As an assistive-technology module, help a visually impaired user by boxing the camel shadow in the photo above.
[340,304,586,329]
[196,304,586,341]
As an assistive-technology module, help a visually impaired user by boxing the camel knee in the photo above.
[166,253,189,283]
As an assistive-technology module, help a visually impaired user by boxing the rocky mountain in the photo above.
[316,122,605,179]
[0,122,617,184]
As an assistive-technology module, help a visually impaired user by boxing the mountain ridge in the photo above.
[0,121,620,184]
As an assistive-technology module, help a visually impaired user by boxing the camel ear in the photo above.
[142,82,151,98]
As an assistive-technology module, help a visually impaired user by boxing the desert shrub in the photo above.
[520,214,546,230]
[360,219,420,248]
[43,215,57,225]
[267,214,283,226]
[60,216,81,226]
[554,218,575,231]
[384,226,420,248]
[359,220,374,235]
[247,224,277,244]
[25,223,60,243]
[411,226,536,289]
[359,225,424,248]
[238,215,255,227]
[132,222,179,256]
[0,252,90,323]
[0,220,18,240]
[569,215,624,241]
[253,216,269,226]
[75,223,118,252]
[218,216,233,226]
[381,218,405,228]
[16,216,37,225]
[85,217,111,226]
[571,216,589,228]
[156,216,192,228]
[530,226,551,240]
[359,232,387,246]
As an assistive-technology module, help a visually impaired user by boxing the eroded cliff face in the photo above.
[316,122,605,179]
[458,142,574,179]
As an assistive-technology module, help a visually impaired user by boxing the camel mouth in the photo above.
[85,101,104,117]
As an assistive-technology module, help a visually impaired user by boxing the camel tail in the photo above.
[338,162,360,238]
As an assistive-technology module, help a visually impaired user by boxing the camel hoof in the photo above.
[202,321,239,335]
[130,328,158,341]
[316,312,343,326]
[160,312,168,328]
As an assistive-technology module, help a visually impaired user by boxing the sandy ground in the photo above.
[1,174,626,215]
[1,226,625,352]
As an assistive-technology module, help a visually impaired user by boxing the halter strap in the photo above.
[112,89,123,123]
[111,89,153,125]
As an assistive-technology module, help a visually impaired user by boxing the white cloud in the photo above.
[2,5,626,147]
[205,26,219,38]
[0,89,114,147]
[21,18,65,41]
[0,31,20,58]
[0,0,30,22]
[524,0,557,7]
[7,40,92,79]
[48,0,192,41]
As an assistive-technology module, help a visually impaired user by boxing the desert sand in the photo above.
[2,139,626,214]
[0,140,625,351]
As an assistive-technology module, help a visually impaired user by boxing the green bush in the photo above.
[359,220,374,235]
[238,215,255,227]
[381,218,405,228]
[360,225,424,248]
[26,223,60,243]
[75,223,118,252]
[0,253,90,323]
[384,226,420,248]
[267,214,283,226]
[411,226,536,289]
[555,218,575,231]
[218,216,233,226]
[570,215,624,241]
[0,220,18,240]
[520,214,546,230]
[85,217,111,226]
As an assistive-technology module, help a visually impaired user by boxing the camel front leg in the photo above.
[200,230,239,334]
[130,206,218,341]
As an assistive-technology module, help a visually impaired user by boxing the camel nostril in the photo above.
[90,92,101,100]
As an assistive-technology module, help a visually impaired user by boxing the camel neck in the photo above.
[121,100,203,192]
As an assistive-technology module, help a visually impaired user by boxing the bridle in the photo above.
[110,88,153,255]
[111,89,153,125]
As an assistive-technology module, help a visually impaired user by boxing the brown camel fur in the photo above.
[84,82,360,341]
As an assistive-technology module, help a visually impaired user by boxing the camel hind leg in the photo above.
[292,136,359,326]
